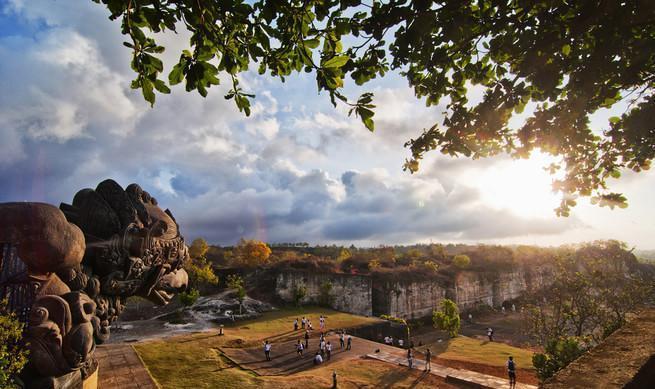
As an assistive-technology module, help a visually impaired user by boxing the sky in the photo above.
[0,0,653,249]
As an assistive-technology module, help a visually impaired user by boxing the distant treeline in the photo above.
[203,240,650,283]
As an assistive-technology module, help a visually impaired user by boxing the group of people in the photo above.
[265,315,354,367]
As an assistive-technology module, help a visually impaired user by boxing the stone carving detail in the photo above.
[0,179,189,387]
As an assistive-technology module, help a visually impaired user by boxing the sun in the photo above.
[475,151,562,219]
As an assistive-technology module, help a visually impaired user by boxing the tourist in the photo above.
[297,340,304,357]
[384,336,389,345]
[314,351,323,365]
[487,327,494,341]
[507,356,517,388]
[320,315,325,330]
[294,318,299,331]
[264,340,272,361]
[332,370,337,389]
[320,338,326,356]
[389,336,394,346]
[398,338,404,348]
[346,334,352,350]
[308,320,314,331]
[502,306,506,315]
[512,304,516,312]
[305,330,310,348]
[407,348,413,369]
[468,313,473,323]
[340,332,345,349]
[425,348,432,371]
[326,341,332,360]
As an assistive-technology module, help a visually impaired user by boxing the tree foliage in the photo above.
[452,254,471,269]
[318,280,335,306]
[227,274,247,314]
[233,238,272,268]
[0,300,28,388]
[92,0,655,213]
[179,288,201,306]
[188,238,209,260]
[184,237,219,290]
[532,336,586,382]
[432,298,461,338]
[292,284,307,307]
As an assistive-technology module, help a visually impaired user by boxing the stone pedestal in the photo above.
[82,366,98,389]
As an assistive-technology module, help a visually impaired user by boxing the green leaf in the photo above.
[153,79,171,94]
[322,55,350,68]
[169,63,185,85]
[609,116,621,124]
[561,44,571,56]
[304,39,320,49]
[141,78,155,106]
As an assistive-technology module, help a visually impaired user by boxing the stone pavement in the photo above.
[366,350,538,389]
[220,332,399,376]
[95,344,159,389]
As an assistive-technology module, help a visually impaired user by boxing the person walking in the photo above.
[425,348,432,371]
[297,340,304,358]
[305,330,310,348]
[301,316,306,329]
[346,334,352,350]
[332,370,337,389]
[326,341,332,360]
[507,356,517,388]
[264,340,272,361]
[407,348,413,369]
[339,332,345,349]
[320,338,326,356]
[294,318,299,331]
[487,327,494,341]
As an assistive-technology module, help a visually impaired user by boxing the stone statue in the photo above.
[0,179,189,388]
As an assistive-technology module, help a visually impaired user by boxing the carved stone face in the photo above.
[59,179,189,338]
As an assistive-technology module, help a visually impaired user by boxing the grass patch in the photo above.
[135,306,382,388]
[417,335,535,370]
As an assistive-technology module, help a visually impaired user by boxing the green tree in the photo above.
[292,284,307,307]
[179,288,200,306]
[532,337,586,382]
[0,300,28,388]
[452,254,471,269]
[226,274,247,314]
[188,238,209,260]
[432,299,461,338]
[184,237,219,291]
[318,281,334,307]
[93,0,655,213]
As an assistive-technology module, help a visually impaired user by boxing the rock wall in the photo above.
[373,281,447,319]
[454,266,554,309]
[276,266,553,319]
[275,271,372,316]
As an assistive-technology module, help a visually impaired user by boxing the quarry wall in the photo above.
[275,271,373,316]
[275,265,553,319]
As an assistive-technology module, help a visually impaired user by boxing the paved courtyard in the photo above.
[95,344,158,389]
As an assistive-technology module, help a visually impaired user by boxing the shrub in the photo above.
[433,299,461,338]
[292,284,307,307]
[227,274,247,314]
[452,254,471,269]
[532,337,585,382]
[318,281,334,307]
[423,261,439,273]
[0,299,29,388]
[368,259,381,270]
[179,288,200,306]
